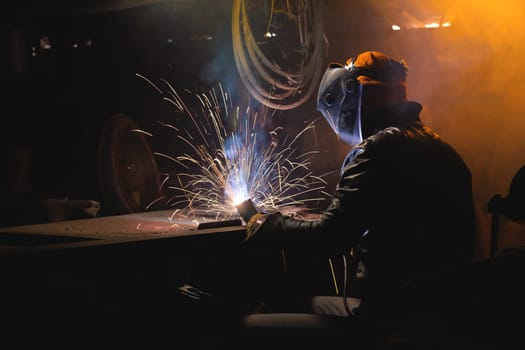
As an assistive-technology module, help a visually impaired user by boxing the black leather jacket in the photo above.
[247,101,476,317]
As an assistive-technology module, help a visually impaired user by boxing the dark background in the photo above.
[1,0,525,261]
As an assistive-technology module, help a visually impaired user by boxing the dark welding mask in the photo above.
[316,60,365,146]
[317,51,408,146]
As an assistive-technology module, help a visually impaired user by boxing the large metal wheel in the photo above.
[98,113,162,216]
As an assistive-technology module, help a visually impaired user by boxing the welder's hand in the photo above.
[245,212,267,239]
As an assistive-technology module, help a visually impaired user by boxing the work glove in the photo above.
[245,212,267,240]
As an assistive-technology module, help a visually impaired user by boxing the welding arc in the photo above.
[232,0,326,110]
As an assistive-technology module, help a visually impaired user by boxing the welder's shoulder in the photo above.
[359,127,402,154]
[369,126,403,143]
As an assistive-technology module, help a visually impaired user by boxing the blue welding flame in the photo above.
[223,115,270,207]
[223,134,247,204]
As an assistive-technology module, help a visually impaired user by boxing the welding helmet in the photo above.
[317,51,409,146]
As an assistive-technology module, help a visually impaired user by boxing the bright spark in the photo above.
[138,75,328,220]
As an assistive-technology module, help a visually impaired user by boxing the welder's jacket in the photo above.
[247,102,476,319]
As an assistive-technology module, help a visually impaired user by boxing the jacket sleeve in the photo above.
[245,142,376,255]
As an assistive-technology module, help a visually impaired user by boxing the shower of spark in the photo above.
[138,74,329,220]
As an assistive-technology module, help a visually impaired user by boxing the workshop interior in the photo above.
[1,0,525,348]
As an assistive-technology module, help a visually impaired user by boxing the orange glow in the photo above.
[415,0,525,257]
[360,0,525,258]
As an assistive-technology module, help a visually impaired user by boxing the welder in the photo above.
[242,50,476,332]
[175,51,477,348]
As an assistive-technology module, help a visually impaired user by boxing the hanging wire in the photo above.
[232,0,326,110]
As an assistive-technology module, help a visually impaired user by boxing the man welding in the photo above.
[176,51,475,349]
[238,50,477,346]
